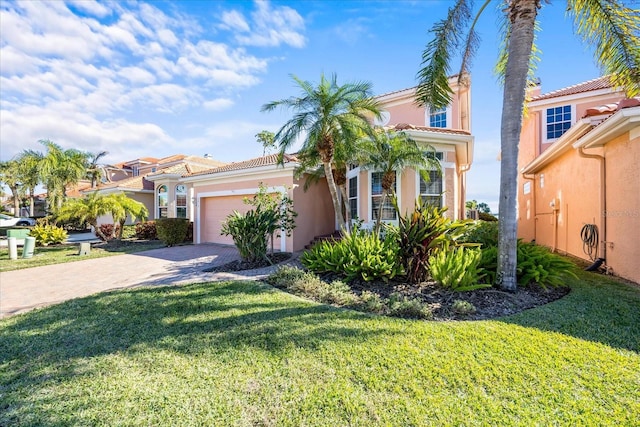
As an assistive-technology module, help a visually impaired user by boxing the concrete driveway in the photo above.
[0,244,295,318]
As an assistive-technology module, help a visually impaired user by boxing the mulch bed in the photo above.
[203,252,292,273]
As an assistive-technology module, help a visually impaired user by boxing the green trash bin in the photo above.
[22,236,36,259]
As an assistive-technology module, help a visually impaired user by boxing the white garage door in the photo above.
[200,195,249,245]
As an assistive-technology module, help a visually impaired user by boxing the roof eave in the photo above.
[572,106,640,149]
[181,161,299,183]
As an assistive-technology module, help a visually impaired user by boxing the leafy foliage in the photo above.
[460,220,499,247]
[393,198,467,284]
[429,247,490,292]
[301,226,403,282]
[135,221,157,240]
[96,224,119,242]
[29,224,67,246]
[517,242,578,289]
[222,185,297,263]
[155,218,190,247]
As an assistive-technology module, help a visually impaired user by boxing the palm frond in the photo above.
[568,0,640,97]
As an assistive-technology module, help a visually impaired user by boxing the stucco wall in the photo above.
[603,132,640,283]
[292,176,335,251]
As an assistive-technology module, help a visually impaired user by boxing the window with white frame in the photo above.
[429,107,447,128]
[546,105,572,140]
[419,170,443,208]
[157,185,168,218]
[132,165,139,177]
[348,176,358,222]
[371,172,397,221]
[176,184,187,218]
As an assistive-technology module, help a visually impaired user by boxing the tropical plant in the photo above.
[38,139,90,211]
[135,221,157,240]
[415,0,639,291]
[86,150,108,188]
[516,242,578,289]
[261,73,381,231]
[244,184,297,254]
[255,130,276,156]
[0,160,23,215]
[392,198,467,284]
[108,193,148,239]
[29,224,68,246]
[357,128,441,234]
[56,193,120,241]
[14,150,42,217]
[301,226,404,282]
[429,247,490,291]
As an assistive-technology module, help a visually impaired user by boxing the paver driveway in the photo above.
[0,244,293,318]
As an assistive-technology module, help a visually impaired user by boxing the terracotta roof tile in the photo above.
[582,97,640,118]
[186,153,299,177]
[531,76,613,101]
[389,123,471,135]
[94,175,154,192]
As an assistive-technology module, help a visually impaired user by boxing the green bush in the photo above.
[429,247,491,291]
[451,299,476,315]
[121,225,137,239]
[460,220,499,247]
[393,198,467,284]
[29,224,68,246]
[135,221,157,240]
[301,227,403,282]
[478,246,498,284]
[387,293,433,319]
[155,218,190,247]
[221,208,277,263]
[479,211,498,221]
[517,242,578,289]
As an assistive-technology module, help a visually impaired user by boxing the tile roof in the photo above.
[389,123,471,136]
[186,153,299,177]
[531,76,614,101]
[583,97,640,117]
[94,175,154,192]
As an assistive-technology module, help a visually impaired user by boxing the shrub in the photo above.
[135,221,157,240]
[121,225,137,239]
[479,211,498,222]
[429,247,491,292]
[393,198,468,284]
[301,226,403,282]
[29,224,68,246]
[478,246,498,284]
[460,221,499,247]
[451,299,476,315]
[96,223,120,241]
[387,293,433,319]
[517,242,578,289]
[156,218,190,247]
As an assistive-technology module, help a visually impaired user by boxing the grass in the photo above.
[0,240,166,272]
[0,271,638,426]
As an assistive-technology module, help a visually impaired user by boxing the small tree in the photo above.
[56,193,119,241]
[109,193,148,239]
[255,130,276,156]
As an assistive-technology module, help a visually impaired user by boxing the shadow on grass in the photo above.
[499,270,640,353]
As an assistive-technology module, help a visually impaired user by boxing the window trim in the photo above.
[175,184,187,219]
[543,104,574,144]
[416,156,445,208]
[157,184,168,219]
[368,170,400,224]
[347,175,359,223]
[425,105,452,129]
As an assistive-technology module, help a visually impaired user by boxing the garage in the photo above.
[199,195,249,245]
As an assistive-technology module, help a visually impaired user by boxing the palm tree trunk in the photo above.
[375,190,388,236]
[323,161,346,230]
[497,0,539,291]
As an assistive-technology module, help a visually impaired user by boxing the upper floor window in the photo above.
[429,107,447,128]
[157,185,168,218]
[132,165,139,177]
[176,184,187,218]
[546,105,572,140]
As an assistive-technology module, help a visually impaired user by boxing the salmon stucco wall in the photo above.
[602,131,640,283]
[292,176,335,251]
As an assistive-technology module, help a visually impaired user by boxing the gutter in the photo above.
[576,146,607,261]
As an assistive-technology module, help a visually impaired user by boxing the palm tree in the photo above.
[15,150,43,216]
[357,128,441,234]
[56,193,119,241]
[109,193,148,239]
[86,151,108,188]
[261,73,381,231]
[416,0,639,291]
[38,140,90,211]
[0,160,23,215]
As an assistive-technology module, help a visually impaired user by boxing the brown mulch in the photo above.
[203,252,292,273]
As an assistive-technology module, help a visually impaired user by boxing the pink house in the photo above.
[517,76,640,284]
[139,76,474,252]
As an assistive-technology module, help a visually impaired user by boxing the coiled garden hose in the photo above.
[580,224,599,261]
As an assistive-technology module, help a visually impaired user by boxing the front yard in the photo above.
[0,270,638,426]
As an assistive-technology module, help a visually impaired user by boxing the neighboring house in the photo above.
[517,76,640,284]
[89,154,225,224]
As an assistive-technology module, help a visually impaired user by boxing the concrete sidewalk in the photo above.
[0,244,299,318]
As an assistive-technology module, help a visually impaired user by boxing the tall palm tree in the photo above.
[86,151,108,188]
[56,193,119,241]
[261,73,381,231]
[416,0,639,291]
[357,128,441,234]
[38,140,90,211]
[15,150,43,216]
[0,160,23,215]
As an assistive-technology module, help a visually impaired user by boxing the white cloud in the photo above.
[203,98,235,111]
[220,0,306,48]
[67,0,111,18]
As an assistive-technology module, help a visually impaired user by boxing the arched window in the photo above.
[157,185,168,218]
[176,184,187,218]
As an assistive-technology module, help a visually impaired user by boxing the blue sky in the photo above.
[0,0,608,211]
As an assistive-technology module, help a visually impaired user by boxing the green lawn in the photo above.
[0,240,166,272]
[1,271,638,426]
